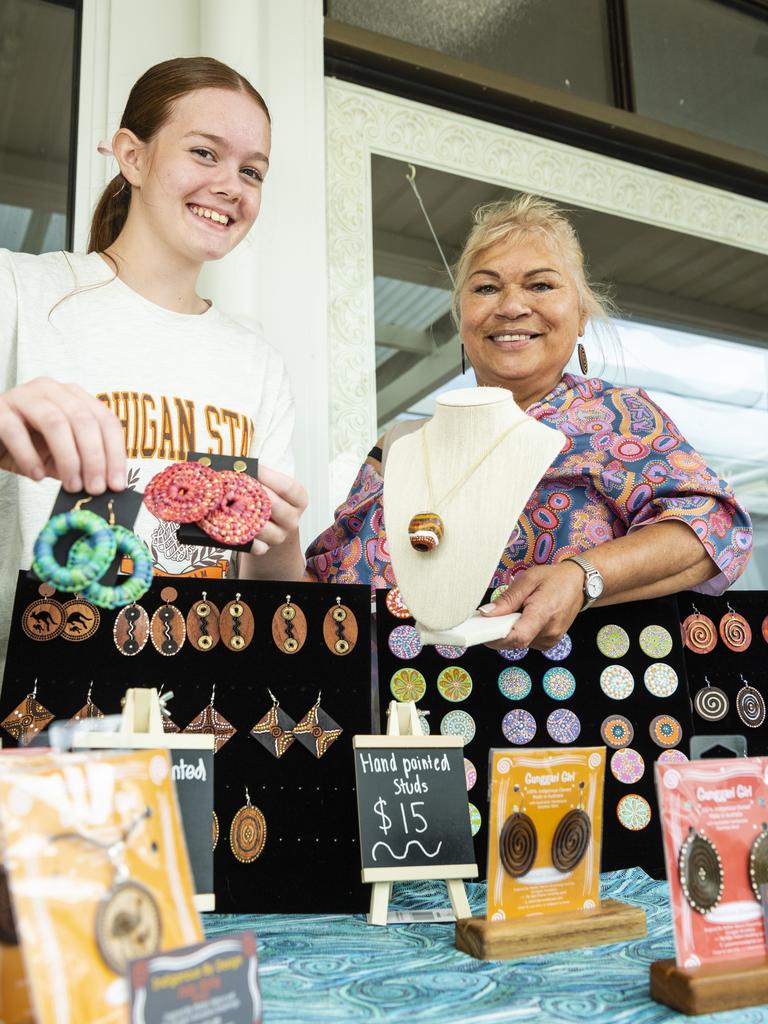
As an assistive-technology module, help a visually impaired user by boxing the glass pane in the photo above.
[328,0,613,104]
[627,0,768,156]
[0,0,77,253]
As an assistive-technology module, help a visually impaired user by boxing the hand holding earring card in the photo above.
[486,747,605,920]
[656,756,768,968]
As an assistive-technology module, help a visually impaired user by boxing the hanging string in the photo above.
[405,164,455,287]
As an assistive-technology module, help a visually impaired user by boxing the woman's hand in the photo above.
[479,562,585,651]
[0,378,127,493]
[240,464,308,580]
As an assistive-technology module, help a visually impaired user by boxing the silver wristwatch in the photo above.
[568,555,604,611]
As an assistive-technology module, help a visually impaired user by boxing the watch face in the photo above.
[586,576,604,599]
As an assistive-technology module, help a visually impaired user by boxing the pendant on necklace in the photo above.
[408,512,444,552]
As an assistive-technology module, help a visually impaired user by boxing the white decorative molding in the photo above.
[325,78,768,508]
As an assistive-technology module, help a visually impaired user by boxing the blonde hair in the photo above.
[451,193,615,329]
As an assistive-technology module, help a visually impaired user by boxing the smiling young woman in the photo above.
[0,57,307,679]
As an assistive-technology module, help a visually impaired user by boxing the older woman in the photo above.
[305,194,752,650]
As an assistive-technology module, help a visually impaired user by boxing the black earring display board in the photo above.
[679,590,768,753]
[376,590,694,880]
[2,572,372,913]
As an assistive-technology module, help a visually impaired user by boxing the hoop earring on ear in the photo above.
[577,342,589,375]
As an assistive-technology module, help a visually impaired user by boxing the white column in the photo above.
[74,0,330,545]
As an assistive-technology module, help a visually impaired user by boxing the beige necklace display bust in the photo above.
[384,387,565,644]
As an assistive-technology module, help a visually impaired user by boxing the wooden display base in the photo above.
[455,898,647,960]
[651,956,768,1016]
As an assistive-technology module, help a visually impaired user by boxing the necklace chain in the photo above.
[421,419,529,512]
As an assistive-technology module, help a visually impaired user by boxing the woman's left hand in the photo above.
[479,562,585,651]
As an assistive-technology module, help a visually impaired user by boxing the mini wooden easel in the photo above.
[367,700,472,926]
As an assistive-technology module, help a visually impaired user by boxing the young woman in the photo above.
[0,57,307,676]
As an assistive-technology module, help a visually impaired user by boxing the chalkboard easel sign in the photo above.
[353,700,478,925]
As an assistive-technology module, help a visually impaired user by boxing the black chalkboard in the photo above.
[353,737,477,879]
[171,749,214,896]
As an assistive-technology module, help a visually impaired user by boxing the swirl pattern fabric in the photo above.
[305,375,752,591]
[204,868,768,1023]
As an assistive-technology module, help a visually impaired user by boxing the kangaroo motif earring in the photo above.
[70,680,105,724]
[184,683,236,753]
[250,689,296,758]
[271,595,307,654]
[552,781,591,872]
[22,584,65,640]
[60,594,101,641]
[114,602,150,655]
[292,692,343,758]
[749,823,768,902]
[186,591,221,652]
[499,784,538,878]
[229,787,267,863]
[678,822,724,914]
[1,679,54,746]
[150,587,186,656]
[323,597,358,656]
[220,593,254,652]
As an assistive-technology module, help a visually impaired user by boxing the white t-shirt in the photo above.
[0,248,295,680]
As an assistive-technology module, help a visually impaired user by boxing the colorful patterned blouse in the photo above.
[305,375,752,594]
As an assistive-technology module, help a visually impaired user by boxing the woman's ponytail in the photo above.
[87,173,132,253]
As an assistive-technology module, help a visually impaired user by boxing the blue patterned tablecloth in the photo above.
[204,869,768,1023]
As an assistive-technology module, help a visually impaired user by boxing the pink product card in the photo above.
[656,757,768,968]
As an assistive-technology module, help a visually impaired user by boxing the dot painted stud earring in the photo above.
[271,595,307,654]
[69,680,104,725]
[21,584,65,640]
[0,679,54,746]
[113,601,150,655]
[678,823,723,914]
[184,683,236,753]
[719,603,752,653]
[250,689,296,758]
[186,591,221,652]
[229,786,267,863]
[220,593,254,652]
[323,597,358,656]
[552,782,591,873]
[292,692,343,758]
[499,784,537,878]
[150,587,186,656]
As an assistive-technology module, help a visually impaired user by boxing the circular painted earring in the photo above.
[32,500,116,593]
[21,584,65,641]
[197,467,271,546]
[186,591,221,652]
[230,787,267,863]
[719,604,751,653]
[59,595,101,641]
[736,675,765,728]
[678,825,723,914]
[114,602,150,655]
[749,823,768,902]
[682,607,717,654]
[150,587,186,656]
[220,593,254,652]
[323,597,358,656]
[693,676,729,722]
[143,461,222,522]
[499,784,537,878]
[271,595,307,654]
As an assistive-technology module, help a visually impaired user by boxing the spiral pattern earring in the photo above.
[682,606,717,654]
[551,781,591,873]
[736,674,765,728]
[719,604,752,653]
[678,824,723,914]
[693,676,729,722]
[499,784,537,878]
[749,823,768,902]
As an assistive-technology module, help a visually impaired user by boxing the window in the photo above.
[0,0,79,254]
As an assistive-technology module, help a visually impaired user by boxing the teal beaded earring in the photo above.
[32,497,116,593]
[68,502,154,610]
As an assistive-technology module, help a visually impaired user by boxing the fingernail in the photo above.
[31,466,44,481]
[478,603,496,615]
[66,476,82,492]
[109,473,125,491]
[89,476,105,493]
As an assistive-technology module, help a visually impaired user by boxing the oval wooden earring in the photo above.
[114,602,150,655]
[220,593,254,652]
[186,591,221,652]
[271,595,307,654]
[21,584,65,641]
[551,781,591,873]
[499,784,537,878]
[230,787,267,863]
[150,587,186,656]
[323,596,358,656]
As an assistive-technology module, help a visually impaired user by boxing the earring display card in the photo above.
[679,591,768,753]
[656,756,768,968]
[487,747,604,920]
[376,590,693,879]
[2,572,372,914]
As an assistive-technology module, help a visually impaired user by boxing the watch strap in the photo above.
[568,555,603,611]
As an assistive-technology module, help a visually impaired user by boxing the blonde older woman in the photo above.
[306,194,752,650]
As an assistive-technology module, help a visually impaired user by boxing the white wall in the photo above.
[74,0,330,546]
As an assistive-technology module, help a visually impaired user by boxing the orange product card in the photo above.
[656,756,768,968]
[487,747,605,920]
[0,748,202,1024]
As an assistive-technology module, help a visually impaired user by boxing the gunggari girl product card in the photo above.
[487,747,604,920]
[656,757,768,968]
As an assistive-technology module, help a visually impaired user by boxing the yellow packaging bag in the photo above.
[487,746,605,920]
[0,748,203,1024]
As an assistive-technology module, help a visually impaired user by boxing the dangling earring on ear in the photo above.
[577,342,589,376]
[461,341,467,375]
